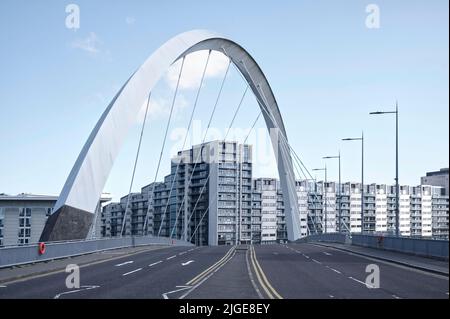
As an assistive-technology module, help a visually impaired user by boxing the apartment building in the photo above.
[100,142,449,244]
[103,141,253,246]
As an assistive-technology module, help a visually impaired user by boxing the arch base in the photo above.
[39,205,93,242]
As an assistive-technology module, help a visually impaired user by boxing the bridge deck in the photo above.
[0,243,447,299]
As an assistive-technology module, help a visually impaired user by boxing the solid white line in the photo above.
[122,268,142,276]
[312,259,322,264]
[115,261,133,267]
[166,255,176,260]
[149,261,163,267]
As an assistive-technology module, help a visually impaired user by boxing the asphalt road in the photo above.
[0,243,447,299]
[254,243,449,299]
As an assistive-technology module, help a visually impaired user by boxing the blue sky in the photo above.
[0,0,448,202]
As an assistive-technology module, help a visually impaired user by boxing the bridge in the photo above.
[0,234,448,299]
[0,30,448,299]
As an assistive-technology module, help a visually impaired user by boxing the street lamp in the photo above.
[323,152,341,233]
[312,166,327,234]
[342,133,364,234]
[370,102,399,237]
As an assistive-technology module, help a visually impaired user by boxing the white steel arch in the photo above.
[40,30,302,242]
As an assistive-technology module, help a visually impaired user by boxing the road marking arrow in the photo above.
[162,286,191,299]
[54,285,99,299]
[181,260,195,266]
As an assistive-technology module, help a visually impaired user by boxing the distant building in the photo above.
[0,193,111,246]
[101,142,450,244]
[421,168,449,195]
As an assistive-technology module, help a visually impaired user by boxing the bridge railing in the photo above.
[305,233,449,260]
[0,236,193,269]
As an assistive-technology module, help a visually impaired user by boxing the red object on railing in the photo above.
[377,236,384,246]
[38,242,46,255]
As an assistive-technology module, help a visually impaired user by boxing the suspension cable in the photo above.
[243,112,261,145]
[250,76,332,234]
[235,68,327,235]
[230,57,331,235]
[224,85,249,139]
[171,58,232,240]
[186,84,249,240]
[141,56,185,236]
[277,137,319,234]
[120,92,152,236]
[167,50,212,238]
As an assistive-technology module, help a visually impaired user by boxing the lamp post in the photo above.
[370,102,399,237]
[312,166,327,234]
[342,133,364,234]
[323,152,341,233]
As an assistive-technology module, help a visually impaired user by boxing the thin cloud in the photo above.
[125,16,135,25]
[137,94,189,123]
[71,32,101,54]
[165,50,229,90]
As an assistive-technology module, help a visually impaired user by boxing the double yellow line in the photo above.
[249,245,283,299]
[186,245,236,286]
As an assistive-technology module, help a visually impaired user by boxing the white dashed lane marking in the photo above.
[115,261,134,267]
[149,261,163,267]
[122,268,142,276]
[348,276,378,289]
[325,265,342,274]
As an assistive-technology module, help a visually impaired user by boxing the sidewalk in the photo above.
[0,245,167,284]
[312,242,449,276]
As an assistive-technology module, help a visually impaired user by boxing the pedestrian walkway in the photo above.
[312,242,449,276]
[0,245,167,284]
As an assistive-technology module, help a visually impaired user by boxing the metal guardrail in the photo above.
[0,236,193,268]
[351,234,449,260]
[305,233,349,244]
[305,233,449,260]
